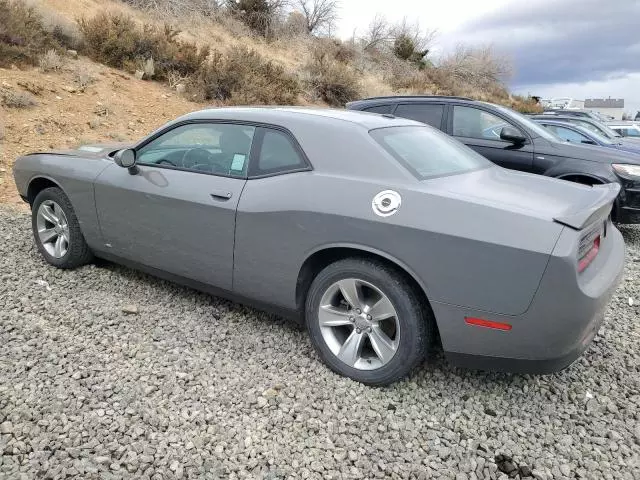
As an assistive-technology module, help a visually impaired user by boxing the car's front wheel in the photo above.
[31,187,93,269]
[306,258,433,386]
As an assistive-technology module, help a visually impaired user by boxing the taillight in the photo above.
[578,235,600,273]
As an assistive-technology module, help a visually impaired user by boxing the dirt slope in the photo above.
[0,57,207,207]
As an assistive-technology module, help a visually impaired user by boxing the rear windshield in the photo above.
[370,126,490,179]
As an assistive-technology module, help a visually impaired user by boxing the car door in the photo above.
[448,104,534,171]
[392,103,446,130]
[93,122,256,290]
[232,126,313,309]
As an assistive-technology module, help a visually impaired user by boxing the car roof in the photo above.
[530,115,597,123]
[176,106,422,130]
[346,95,478,109]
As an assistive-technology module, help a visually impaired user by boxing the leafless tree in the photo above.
[292,0,340,34]
[360,13,391,51]
[439,45,513,88]
[390,16,436,53]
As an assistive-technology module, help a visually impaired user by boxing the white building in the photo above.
[584,98,625,120]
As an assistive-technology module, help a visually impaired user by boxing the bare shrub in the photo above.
[78,12,209,80]
[143,57,156,79]
[303,44,361,106]
[0,0,67,67]
[72,65,96,92]
[189,46,300,104]
[438,45,513,90]
[360,14,391,52]
[1,88,38,108]
[226,0,288,37]
[38,8,84,50]
[39,49,65,72]
[167,70,189,89]
[121,0,223,16]
[291,0,339,35]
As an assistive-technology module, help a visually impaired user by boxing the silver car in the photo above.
[13,108,625,385]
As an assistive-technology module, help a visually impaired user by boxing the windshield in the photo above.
[370,126,490,179]
[584,128,614,145]
[570,119,621,139]
[493,105,563,142]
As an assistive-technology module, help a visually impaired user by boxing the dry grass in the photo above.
[188,46,300,105]
[1,88,38,109]
[302,43,362,106]
[1,0,533,112]
[0,118,5,141]
[71,64,96,92]
[39,48,65,71]
[0,0,79,68]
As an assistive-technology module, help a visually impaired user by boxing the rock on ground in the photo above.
[0,208,639,479]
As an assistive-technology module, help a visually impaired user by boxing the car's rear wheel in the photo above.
[31,187,93,269]
[305,258,432,386]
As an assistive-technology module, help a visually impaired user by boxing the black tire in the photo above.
[31,187,93,269]
[305,258,434,386]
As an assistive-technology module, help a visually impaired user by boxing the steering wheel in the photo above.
[157,159,176,166]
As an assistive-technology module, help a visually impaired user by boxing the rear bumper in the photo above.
[434,220,625,374]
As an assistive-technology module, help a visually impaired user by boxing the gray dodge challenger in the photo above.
[13,107,625,385]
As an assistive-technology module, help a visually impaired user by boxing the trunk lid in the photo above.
[429,166,619,229]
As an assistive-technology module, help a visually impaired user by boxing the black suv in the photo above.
[347,96,640,223]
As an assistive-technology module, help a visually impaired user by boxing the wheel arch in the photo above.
[27,176,64,205]
[295,244,437,330]
[554,172,606,185]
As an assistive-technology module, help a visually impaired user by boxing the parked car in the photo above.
[543,109,612,122]
[13,107,625,385]
[527,114,640,145]
[533,119,640,156]
[608,122,640,139]
[347,96,640,223]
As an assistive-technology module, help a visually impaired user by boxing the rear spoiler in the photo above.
[553,183,620,230]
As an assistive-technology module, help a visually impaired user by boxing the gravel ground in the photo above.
[0,207,639,480]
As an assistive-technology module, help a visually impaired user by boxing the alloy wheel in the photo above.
[36,200,70,258]
[318,278,400,370]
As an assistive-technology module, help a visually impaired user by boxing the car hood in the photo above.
[430,166,619,229]
[536,138,640,165]
[28,142,132,159]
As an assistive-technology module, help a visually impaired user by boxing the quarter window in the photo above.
[136,123,255,177]
[363,105,393,114]
[251,128,307,176]
[452,106,522,141]
[394,104,444,128]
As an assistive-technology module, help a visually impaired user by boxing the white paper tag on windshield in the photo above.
[231,154,246,172]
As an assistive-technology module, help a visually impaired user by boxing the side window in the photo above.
[394,104,444,128]
[136,123,255,177]
[363,104,393,114]
[624,128,640,137]
[251,128,307,177]
[452,106,521,141]
[552,126,589,143]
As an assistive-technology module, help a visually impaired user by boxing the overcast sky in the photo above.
[337,0,640,115]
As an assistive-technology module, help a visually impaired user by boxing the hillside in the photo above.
[0,0,539,207]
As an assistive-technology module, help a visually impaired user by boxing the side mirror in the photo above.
[499,126,526,144]
[581,139,597,145]
[113,149,138,173]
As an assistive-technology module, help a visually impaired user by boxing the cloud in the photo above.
[441,0,640,86]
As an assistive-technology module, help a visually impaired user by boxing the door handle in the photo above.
[210,191,233,201]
